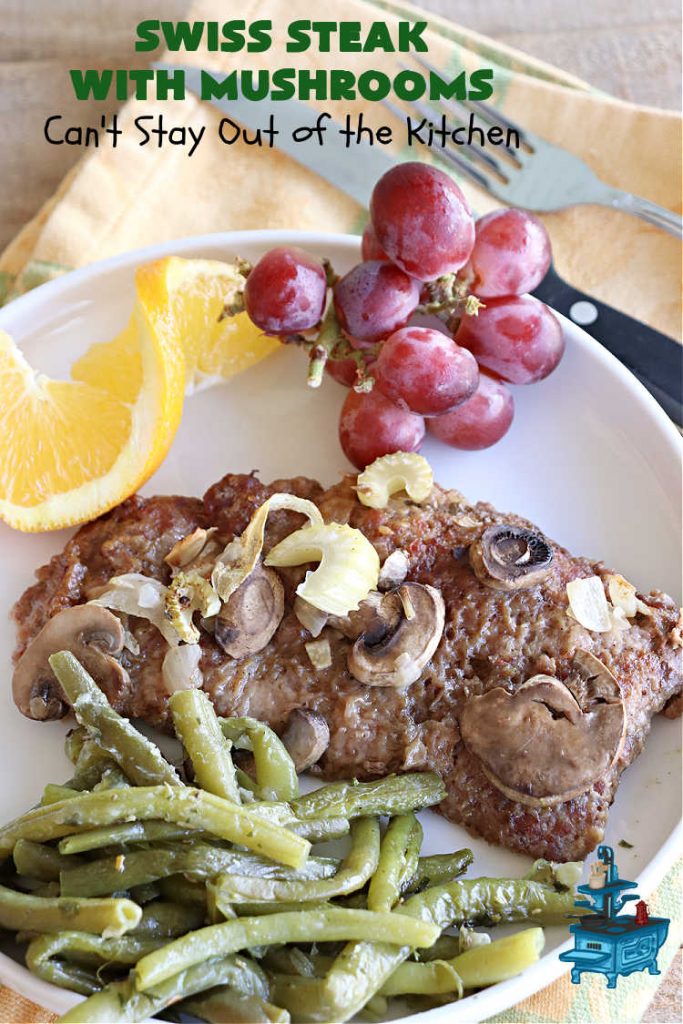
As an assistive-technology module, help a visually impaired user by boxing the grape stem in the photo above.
[417,273,485,327]
[217,258,252,320]
[306,305,378,391]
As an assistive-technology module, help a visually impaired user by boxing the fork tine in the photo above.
[458,98,535,149]
[409,54,523,165]
[381,98,496,193]
[406,95,507,178]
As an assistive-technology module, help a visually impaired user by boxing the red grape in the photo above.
[339,388,425,469]
[333,261,420,344]
[456,295,564,384]
[325,355,376,388]
[326,357,359,388]
[374,327,479,417]
[466,209,551,298]
[428,374,514,449]
[370,162,475,281]
[361,224,389,262]
[244,246,327,335]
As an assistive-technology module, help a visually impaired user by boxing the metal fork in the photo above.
[385,55,682,238]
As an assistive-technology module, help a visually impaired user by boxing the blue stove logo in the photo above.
[559,845,669,989]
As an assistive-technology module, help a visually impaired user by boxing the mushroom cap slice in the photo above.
[348,583,445,688]
[470,525,553,592]
[214,565,284,659]
[12,605,130,721]
[281,709,330,772]
[459,665,626,807]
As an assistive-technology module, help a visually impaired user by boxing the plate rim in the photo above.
[0,229,680,1023]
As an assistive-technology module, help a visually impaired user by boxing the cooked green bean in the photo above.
[285,816,350,843]
[0,881,140,935]
[182,989,290,1023]
[128,883,160,906]
[61,842,339,898]
[159,876,208,908]
[246,801,351,843]
[41,785,79,806]
[379,960,463,998]
[0,787,310,870]
[171,691,240,804]
[134,908,441,990]
[27,931,164,994]
[445,927,545,988]
[59,954,269,1023]
[49,652,179,788]
[93,766,129,791]
[220,718,298,802]
[13,840,81,882]
[58,821,197,855]
[262,946,317,977]
[363,995,388,1020]
[525,859,582,890]
[290,773,445,820]
[411,877,578,928]
[405,850,474,893]
[320,876,575,1020]
[268,976,329,1020]
[215,818,379,906]
[417,933,464,962]
[235,767,259,796]
[367,814,416,912]
[65,741,114,792]
[65,727,88,766]
[232,900,332,917]
[399,816,423,891]
[131,901,206,938]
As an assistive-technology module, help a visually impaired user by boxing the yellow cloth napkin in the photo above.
[0,1,680,1021]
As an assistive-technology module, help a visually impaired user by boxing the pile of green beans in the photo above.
[0,652,581,1023]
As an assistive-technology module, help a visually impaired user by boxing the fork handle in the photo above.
[603,189,682,238]
[533,265,682,426]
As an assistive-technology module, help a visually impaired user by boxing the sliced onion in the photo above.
[161,644,203,694]
[607,574,638,618]
[91,573,180,646]
[378,549,410,591]
[294,596,328,638]
[304,638,332,671]
[566,576,611,633]
[165,527,219,569]
[212,494,323,602]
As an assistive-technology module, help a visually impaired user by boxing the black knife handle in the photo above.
[532,265,682,427]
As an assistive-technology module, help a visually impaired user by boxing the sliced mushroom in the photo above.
[469,525,553,592]
[459,657,625,807]
[281,709,330,772]
[13,605,130,721]
[214,564,284,659]
[347,583,445,688]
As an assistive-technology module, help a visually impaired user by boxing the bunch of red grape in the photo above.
[242,162,564,469]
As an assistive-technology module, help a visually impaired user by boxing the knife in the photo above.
[157,62,682,427]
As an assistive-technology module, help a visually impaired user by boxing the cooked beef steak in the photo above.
[12,472,682,861]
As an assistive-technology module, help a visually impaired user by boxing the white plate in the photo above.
[0,232,680,1022]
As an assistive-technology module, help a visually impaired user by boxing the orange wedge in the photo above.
[0,270,185,532]
[73,257,279,400]
[0,257,277,533]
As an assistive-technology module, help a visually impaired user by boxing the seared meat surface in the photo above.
[13,472,682,861]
